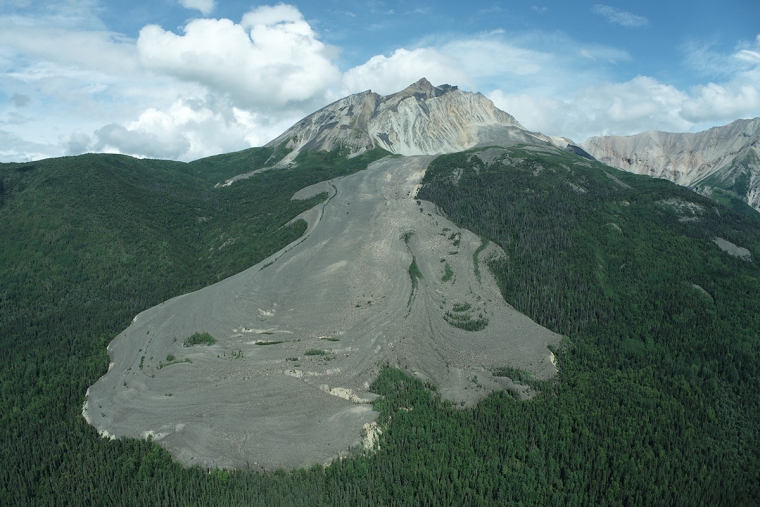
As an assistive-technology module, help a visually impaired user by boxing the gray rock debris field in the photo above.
[84,155,560,470]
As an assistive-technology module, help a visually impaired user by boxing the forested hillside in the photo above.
[417,146,760,503]
[1,144,759,505]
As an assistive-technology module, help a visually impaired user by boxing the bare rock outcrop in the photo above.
[267,78,571,162]
[582,118,760,212]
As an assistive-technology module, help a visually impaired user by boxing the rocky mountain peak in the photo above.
[386,77,457,101]
[266,78,537,163]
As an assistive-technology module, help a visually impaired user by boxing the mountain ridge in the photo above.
[582,117,760,213]
[266,77,584,163]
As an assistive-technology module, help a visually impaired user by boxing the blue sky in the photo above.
[1,0,759,161]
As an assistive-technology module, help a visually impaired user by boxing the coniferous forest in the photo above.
[1,144,759,505]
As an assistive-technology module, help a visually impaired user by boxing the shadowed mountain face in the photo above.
[266,78,561,161]
[582,118,760,214]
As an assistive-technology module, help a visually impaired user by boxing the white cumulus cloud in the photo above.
[674,36,760,124]
[88,96,299,161]
[577,76,688,128]
[0,128,60,161]
[490,68,760,143]
[94,123,190,159]
[60,131,91,155]
[342,48,470,95]
[681,82,760,123]
[341,32,559,97]
[487,91,582,136]
[137,5,340,110]
[490,76,692,141]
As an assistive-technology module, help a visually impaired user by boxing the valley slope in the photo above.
[4,80,760,505]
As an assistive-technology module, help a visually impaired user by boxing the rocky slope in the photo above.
[82,79,594,470]
[267,78,582,162]
[582,118,760,212]
[85,154,559,470]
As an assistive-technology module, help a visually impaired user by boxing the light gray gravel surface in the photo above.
[85,155,560,470]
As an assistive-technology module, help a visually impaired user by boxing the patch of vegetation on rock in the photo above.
[443,310,489,331]
[183,332,216,347]
[441,262,453,282]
